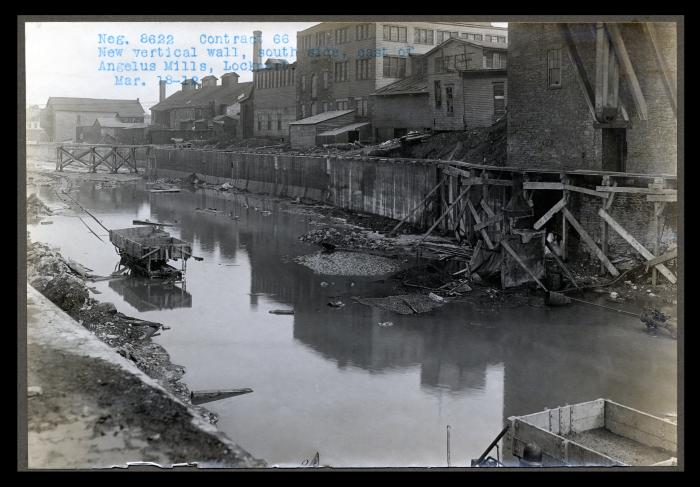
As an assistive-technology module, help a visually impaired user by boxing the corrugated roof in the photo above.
[318,122,370,137]
[288,110,355,125]
[372,75,428,96]
[150,81,253,111]
[95,117,148,129]
[46,98,145,117]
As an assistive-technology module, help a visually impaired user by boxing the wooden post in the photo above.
[563,207,619,277]
[501,240,548,291]
[595,22,609,120]
[561,174,569,261]
[607,23,648,120]
[418,185,472,245]
[600,176,611,275]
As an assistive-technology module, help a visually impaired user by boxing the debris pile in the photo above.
[295,251,401,276]
[27,193,52,220]
[353,293,446,315]
[300,228,397,252]
[26,239,216,421]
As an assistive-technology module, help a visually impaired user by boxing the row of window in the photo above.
[300,24,506,50]
[298,97,369,119]
[257,112,284,131]
[433,51,507,73]
[255,67,295,89]
[433,80,505,116]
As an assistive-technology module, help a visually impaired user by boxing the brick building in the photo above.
[253,59,297,140]
[295,22,507,141]
[507,22,678,256]
[371,37,508,139]
[150,73,252,138]
[507,22,677,175]
[40,98,145,142]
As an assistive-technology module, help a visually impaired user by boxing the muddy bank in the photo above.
[26,238,221,424]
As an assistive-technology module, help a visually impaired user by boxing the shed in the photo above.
[288,110,356,149]
[317,122,371,145]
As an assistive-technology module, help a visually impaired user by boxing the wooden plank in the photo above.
[389,176,446,235]
[605,401,677,452]
[560,23,598,121]
[565,441,623,466]
[595,23,609,119]
[598,208,676,283]
[607,23,648,120]
[534,198,566,230]
[596,186,677,195]
[501,240,548,291]
[644,22,677,116]
[644,247,677,271]
[461,177,514,186]
[563,185,609,198]
[523,181,564,190]
[647,194,677,202]
[512,419,567,462]
[474,216,499,231]
[441,165,471,178]
[562,207,619,276]
[417,185,471,245]
[467,200,495,250]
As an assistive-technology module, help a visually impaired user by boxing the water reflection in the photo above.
[108,276,192,312]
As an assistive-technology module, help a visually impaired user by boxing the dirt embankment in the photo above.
[26,239,220,424]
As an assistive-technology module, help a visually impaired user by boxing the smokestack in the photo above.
[159,80,166,102]
[221,72,240,87]
[253,30,262,71]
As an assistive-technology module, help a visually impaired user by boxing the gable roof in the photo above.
[46,98,145,117]
[150,81,253,111]
[422,37,508,58]
[288,110,355,125]
[372,75,428,96]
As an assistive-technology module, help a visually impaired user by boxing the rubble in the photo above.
[295,251,402,276]
[354,294,445,315]
[27,193,52,220]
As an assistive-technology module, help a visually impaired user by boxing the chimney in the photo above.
[159,80,167,102]
[182,78,198,92]
[253,30,262,71]
[221,72,240,87]
[201,75,218,88]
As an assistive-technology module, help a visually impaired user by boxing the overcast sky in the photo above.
[25,21,507,112]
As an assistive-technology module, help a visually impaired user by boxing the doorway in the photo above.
[602,128,627,172]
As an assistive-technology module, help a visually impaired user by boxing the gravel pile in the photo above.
[300,227,396,252]
[295,251,401,276]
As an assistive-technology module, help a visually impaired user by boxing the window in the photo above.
[547,49,562,88]
[461,33,469,40]
[434,57,444,73]
[300,104,307,118]
[311,74,318,98]
[485,35,492,42]
[323,71,329,89]
[445,86,454,115]
[334,61,349,82]
[356,58,371,80]
[382,55,406,78]
[355,97,367,116]
[311,102,318,115]
[497,35,506,43]
[322,101,328,112]
[434,80,442,108]
[277,113,282,131]
[267,113,272,130]
[473,33,483,41]
[484,52,493,69]
[257,114,262,131]
[301,74,307,93]
[335,27,349,44]
[383,25,407,42]
[493,82,505,116]
[335,99,349,110]
[356,23,371,40]
[315,31,327,46]
[414,28,434,45]
[437,31,458,43]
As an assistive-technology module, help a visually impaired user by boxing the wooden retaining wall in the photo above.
[152,148,438,226]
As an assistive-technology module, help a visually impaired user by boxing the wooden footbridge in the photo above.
[391,159,678,288]
[56,144,154,173]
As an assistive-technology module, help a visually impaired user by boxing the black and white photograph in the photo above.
[18,15,682,471]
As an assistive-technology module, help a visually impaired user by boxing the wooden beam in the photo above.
[546,240,581,290]
[461,177,514,186]
[596,186,677,195]
[595,23,610,119]
[644,22,677,116]
[389,176,446,235]
[501,240,548,291]
[644,247,677,271]
[467,200,495,250]
[418,185,472,245]
[560,23,598,121]
[474,216,499,232]
[533,198,566,230]
[523,181,564,190]
[597,208,676,283]
[607,23,648,120]
[563,184,609,198]
[562,207,620,276]
[646,194,677,202]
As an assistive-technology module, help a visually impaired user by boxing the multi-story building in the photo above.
[372,37,508,139]
[40,98,145,142]
[295,22,507,140]
[252,59,297,140]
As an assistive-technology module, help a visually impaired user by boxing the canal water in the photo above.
[27,179,678,468]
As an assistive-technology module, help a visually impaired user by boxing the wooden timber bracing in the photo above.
[56,144,152,173]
